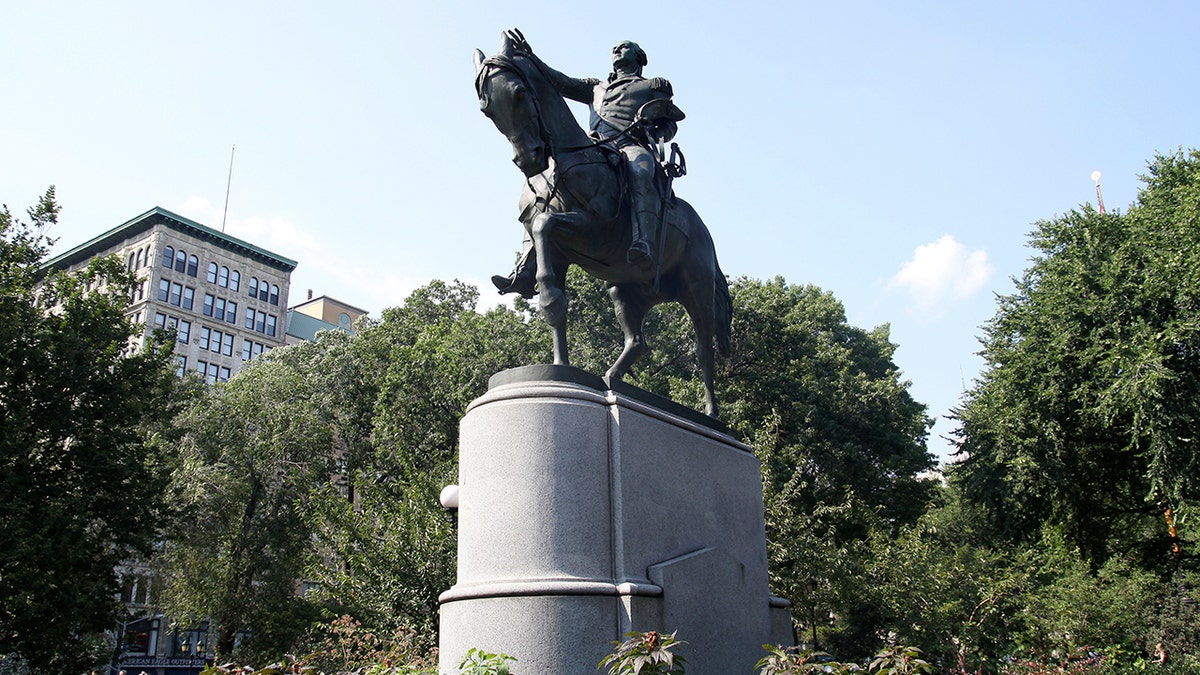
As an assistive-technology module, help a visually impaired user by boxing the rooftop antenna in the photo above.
[221,144,236,232]
[1091,170,1106,214]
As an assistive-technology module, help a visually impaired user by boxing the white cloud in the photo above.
[177,196,320,254]
[889,235,993,315]
[173,196,517,316]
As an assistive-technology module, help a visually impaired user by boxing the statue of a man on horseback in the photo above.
[474,30,730,417]
[491,31,686,299]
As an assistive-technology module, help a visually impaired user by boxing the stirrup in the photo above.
[627,240,653,265]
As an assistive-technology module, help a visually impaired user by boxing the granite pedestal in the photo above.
[438,366,793,674]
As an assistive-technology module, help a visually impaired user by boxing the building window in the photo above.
[214,298,226,321]
[248,276,259,298]
[174,249,187,273]
[170,282,183,307]
[136,248,145,269]
[177,320,191,344]
[162,246,174,268]
[210,330,223,354]
[182,287,195,311]
[128,252,137,270]
[218,266,229,288]
[187,255,199,277]
[219,366,230,382]
[226,301,238,324]
[207,262,218,284]
[157,279,170,302]
[199,327,211,351]
[203,294,214,317]
[269,284,280,305]
[242,339,253,360]
[208,362,221,384]
[256,311,266,333]
[230,270,240,292]
[137,280,147,302]
[176,355,187,377]
[259,284,269,302]
[154,313,167,329]
[245,307,255,329]
[266,314,277,337]
[222,333,233,356]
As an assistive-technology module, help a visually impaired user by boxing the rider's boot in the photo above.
[492,247,538,298]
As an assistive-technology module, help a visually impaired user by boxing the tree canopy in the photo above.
[951,149,1200,569]
[0,189,181,674]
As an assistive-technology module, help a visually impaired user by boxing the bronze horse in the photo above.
[473,34,731,416]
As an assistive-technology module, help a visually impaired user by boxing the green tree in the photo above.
[158,335,350,659]
[720,278,935,657]
[0,189,181,674]
[951,150,1200,569]
[948,149,1200,663]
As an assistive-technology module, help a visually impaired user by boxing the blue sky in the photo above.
[4,1,1198,461]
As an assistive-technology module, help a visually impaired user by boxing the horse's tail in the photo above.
[714,260,732,358]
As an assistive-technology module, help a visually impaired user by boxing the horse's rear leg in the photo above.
[692,313,718,417]
[679,275,719,418]
[605,284,649,381]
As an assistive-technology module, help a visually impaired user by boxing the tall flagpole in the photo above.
[221,145,236,232]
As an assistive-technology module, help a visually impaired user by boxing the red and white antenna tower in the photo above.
[1091,170,1106,214]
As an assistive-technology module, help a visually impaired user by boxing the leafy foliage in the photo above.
[599,631,687,675]
[756,645,854,674]
[0,188,182,674]
[868,645,935,674]
[456,647,516,675]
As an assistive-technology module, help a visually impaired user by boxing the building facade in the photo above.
[44,207,297,384]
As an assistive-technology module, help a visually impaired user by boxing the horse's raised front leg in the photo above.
[605,284,649,381]
[529,212,569,365]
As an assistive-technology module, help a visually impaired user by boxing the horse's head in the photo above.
[474,36,549,178]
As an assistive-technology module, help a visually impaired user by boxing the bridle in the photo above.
[476,53,558,160]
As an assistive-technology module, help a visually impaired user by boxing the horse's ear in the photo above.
[500,30,515,55]
[473,48,486,74]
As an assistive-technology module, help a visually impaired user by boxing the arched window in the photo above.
[248,276,259,298]
[229,270,240,292]
[207,262,218,284]
[162,246,175,268]
[187,255,199,277]
[174,250,187,273]
[128,252,137,270]
[269,284,280,306]
[218,266,229,288]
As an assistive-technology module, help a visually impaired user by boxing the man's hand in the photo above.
[506,28,533,54]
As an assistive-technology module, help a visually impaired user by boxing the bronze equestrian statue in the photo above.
[475,31,731,417]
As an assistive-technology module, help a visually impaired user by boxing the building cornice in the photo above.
[41,206,299,273]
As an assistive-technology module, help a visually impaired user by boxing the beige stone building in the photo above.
[44,206,297,383]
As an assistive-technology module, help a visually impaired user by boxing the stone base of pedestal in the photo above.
[438,366,793,675]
